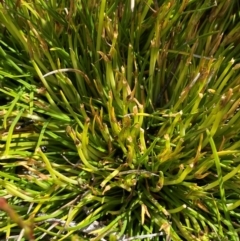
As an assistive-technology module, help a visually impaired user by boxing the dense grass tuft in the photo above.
[1,1,240,240]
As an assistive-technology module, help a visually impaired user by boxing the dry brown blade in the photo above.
[0,198,35,241]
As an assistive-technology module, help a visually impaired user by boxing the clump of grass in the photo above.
[0,0,240,240]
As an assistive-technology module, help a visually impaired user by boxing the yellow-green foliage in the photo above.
[0,1,240,240]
